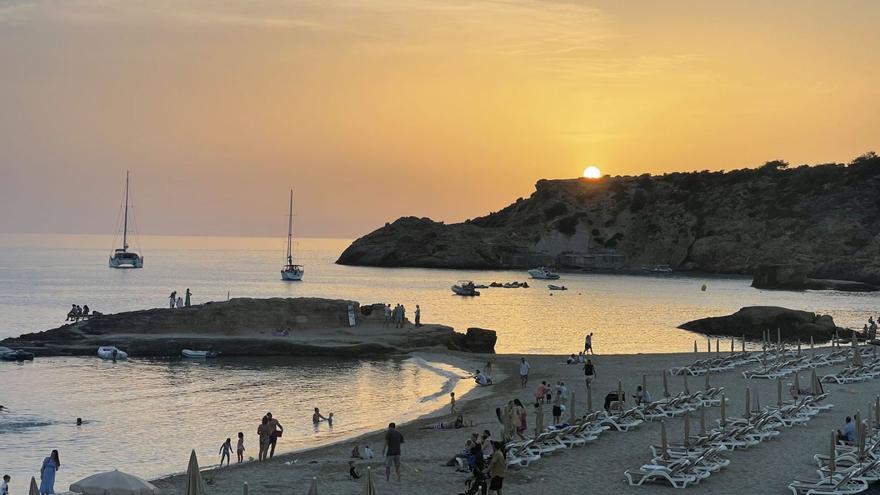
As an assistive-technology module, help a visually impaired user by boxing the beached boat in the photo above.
[547,284,568,291]
[452,281,480,296]
[281,189,304,281]
[181,349,219,358]
[528,266,560,280]
[642,265,673,273]
[97,346,128,360]
[109,171,144,269]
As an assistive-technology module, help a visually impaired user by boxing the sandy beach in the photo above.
[151,346,880,494]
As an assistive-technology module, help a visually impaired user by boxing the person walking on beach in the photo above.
[39,449,60,495]
[584,359,596,388]
[169,291,176,309]
[257,416,270,461]
[535,381,548,404]
[450,392,456,414]
[383,422,404,482]
[519,358,530,388]
[414,305,421,327]
[585,332,594,354]
[487,441,506,495]
[236,432,245,463]
[185,289,192,307]
[514,399,527,440]
[266,412,283,458]
[485,361,493,380]
[219,438,233,467]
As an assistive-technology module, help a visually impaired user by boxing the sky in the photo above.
[0,0,878,238]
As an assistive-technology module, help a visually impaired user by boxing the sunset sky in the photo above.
[1,0,878,238]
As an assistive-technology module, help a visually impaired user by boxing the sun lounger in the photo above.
[788,470,869,495]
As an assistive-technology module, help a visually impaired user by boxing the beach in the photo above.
[152,348,880,494]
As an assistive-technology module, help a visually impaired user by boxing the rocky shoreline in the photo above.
[0,297,497,357]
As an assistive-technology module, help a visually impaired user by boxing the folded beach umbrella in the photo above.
[794,373,800,397]
[683,374,689,395]
[534,403,544,437]
[362,467,378,495]
[777,379,783,408]
[704,371,710,391]
[642,375,647,400]
[306,476,318,495]
[720,393,727,427]
[683,412,691,447]
[811,336,815,356]
[70,470,159,495]
[853,336,863,367]
[617,380,623,409]
[875,396,880,427]
[693,340,697,353]
[811,370,822,396]
[830,430,837,478]
[754,388,761,413]
[744,388,751,420]
[662,371,669,398]
[660,421,669,461]
[568,391,577,423]
[797,339,802,356]
[699,406,706,436]
[858,418,866,463]
[30,477,39,495]
[185,450,207,495]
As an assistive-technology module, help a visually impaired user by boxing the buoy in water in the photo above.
[701,284,707,292]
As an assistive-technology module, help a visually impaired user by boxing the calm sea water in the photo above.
[1,233,878,492]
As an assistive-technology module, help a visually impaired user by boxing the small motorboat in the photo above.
[642,265,673,273]
[0,348,35,361]
[528,267,560,280]
[182,349,219,359]
[97,346,128,360]
[547,284,568,291]
[452,281,480,296]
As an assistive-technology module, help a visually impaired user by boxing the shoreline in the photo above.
[152,348,880,495]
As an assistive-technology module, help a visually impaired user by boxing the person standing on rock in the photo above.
[169,291,176,309]
[185,288,192,307]
[383,304,392,328]
[415,305,421,327]
[399,304,407,328]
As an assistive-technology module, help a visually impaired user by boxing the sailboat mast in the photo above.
[123,171,130,252]
[287,189,293,264]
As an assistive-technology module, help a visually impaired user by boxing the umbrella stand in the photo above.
[587,383,593,413]
[660,421,669,461]
[720,393,727,427]
[663,370,670,398]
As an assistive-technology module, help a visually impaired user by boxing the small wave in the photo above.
[407,357,466,404]
[0,419,54,434]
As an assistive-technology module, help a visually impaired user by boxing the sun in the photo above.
[583,165,602,179]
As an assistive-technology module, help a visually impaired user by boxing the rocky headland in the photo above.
[338,153,880,285]
[679,306,850,342]
[0,297,497,357]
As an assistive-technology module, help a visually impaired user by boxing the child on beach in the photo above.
[219,438,232,467]
[450,392,457,414]
[236,432,245,463]
[2,474,10,495]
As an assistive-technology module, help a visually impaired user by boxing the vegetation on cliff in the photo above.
[338,153,880,283]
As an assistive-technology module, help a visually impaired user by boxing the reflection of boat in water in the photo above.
[642,265,673,273]
[182,349,219,359]
[547,284,568,291]
[97,346,128,360]
[452,281,480,296]
[528,267,560,280]
[0,347,34,361]
[109,171,144,269]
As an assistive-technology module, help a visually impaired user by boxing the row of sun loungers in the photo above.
[639,389,726,421]
[670,353,759,376]
[822,359,880,384]
[787,423,880,494]
[626,394,832,489]
[743,350,858,380]
[504,411,613,468]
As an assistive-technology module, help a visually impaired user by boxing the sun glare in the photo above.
[583,166,602,179]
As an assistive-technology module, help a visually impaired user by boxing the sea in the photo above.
[0,233,877,492]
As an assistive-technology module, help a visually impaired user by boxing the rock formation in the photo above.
[752,264,878,292]
[1,298,497,357]
[338,154,880,285]
[679,306,848,342]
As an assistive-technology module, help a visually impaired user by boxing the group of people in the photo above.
[446,428,506,495]
[383,303,421,328]
[566,351,588,365]
[862,316,879,340]
[218,432,246,466]
[255,412,283,461]
[64,304,91,321]
[167,289,192,309]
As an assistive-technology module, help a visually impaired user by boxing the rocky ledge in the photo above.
[679,306,850,342]
[0,297,497,357]
[752,264,878,292]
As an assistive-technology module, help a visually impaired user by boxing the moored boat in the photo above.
[97,346,128,360]
[109,171,144,269]
[528,266,560,280]
[280,189,305,281]
[0,347,35,361]
[547,284,568,291]
[182,349,219,358]
[452,281,480,296]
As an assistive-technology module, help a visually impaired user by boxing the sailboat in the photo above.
[281,189,304,281]
[109,171,144,269]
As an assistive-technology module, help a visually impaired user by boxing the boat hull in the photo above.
[97,346,128,360]
[182,349,218,358]
[281,267,304,281]
[109,253,144,269]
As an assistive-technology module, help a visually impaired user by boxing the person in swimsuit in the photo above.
[219,438,232,467]
[257,416,269,461]
[236,432,245,463]
[266,413,283,458]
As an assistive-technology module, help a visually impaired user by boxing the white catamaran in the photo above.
[109,171,144,269]
[281,189,304,281]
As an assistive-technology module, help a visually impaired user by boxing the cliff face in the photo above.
[337,154,880,283]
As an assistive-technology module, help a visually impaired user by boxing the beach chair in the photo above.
[818,459,880,482]
[624,458,708,488]
[505,440,540,468]
[788,470,869,495]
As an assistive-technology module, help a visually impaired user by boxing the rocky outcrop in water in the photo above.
[0,298,497,357]
[679,306,848,342]
[338,154,880,284]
